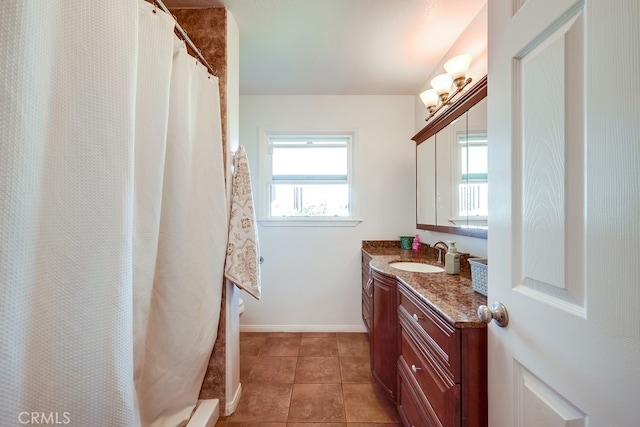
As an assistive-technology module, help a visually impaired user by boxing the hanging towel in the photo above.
[225,145,261,300]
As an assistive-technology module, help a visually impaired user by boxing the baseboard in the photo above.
[239,324,367,333]
[225,382,242,416]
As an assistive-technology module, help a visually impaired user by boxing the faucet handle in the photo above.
[431,240,449,250]
[430,240,449,263]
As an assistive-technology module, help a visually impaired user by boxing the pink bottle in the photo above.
[412,234,421,256]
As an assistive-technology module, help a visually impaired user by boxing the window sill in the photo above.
[258,217,363,227]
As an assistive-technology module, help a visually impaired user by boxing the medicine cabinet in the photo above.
[413,75,488,239]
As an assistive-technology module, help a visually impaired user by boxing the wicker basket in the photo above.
[468,258,488,296]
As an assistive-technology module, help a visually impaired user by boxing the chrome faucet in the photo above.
[431,240,449,264]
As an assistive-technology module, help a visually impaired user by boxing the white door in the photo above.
[487,1,640,426]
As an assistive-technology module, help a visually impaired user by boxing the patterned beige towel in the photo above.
[225,145,261,299]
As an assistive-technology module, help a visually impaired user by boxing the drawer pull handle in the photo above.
[412,313,422,322]
[411,364,422,373]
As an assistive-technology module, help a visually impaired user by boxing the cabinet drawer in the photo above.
[362,276,373,298]
[361,253,372,275]
[398,282,460,381]
[399,328,460,426]
[361,294,371,333]
[397,365,432,427]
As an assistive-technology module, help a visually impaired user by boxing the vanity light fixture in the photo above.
[420,54,473,121]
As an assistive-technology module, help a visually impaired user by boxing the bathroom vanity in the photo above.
[362,241,487,427]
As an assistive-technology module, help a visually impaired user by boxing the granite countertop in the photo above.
[363,241,487,328]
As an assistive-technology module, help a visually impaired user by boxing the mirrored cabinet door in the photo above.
[435,98,488,229]
[416,135,436,225]
[463,98,488,228]
[436,111,469,228]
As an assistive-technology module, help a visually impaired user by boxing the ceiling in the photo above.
[164,0,486,95]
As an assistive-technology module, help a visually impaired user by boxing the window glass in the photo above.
[272,146,347,179]
[270,184,349,217]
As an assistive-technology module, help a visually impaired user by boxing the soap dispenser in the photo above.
[412,234,421,257]
[445,241,460,275]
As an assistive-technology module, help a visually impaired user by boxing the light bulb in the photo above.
[444,54,471,87]
[419,89,438,108]
[430,73,453,101]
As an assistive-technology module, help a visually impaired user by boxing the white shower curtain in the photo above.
[0,2,227,426]
[132,0,175,398]
[136,25,228,427]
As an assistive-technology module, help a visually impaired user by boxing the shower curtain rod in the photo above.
[154,0,218,76]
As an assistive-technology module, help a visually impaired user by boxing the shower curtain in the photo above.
[0,2,227,426]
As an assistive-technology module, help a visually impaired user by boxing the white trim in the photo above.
[239,324,368,333]
[258,217,362,227]
[186,399,219,427]
[225,383,242,416]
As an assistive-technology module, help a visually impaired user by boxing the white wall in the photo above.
[414,4,489,258]
[224,11,241,416]
[239,95,415,331]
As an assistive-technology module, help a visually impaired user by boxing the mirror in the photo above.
[413,76,487,239]
[416,134,436,225]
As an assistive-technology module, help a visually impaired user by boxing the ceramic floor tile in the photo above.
[342,383,401,423]
[286,423,346,427]
[239,355,256,382]
[339,357,373,383]
[240,336,266,356]
[225,382,292,423]
[299,336,339,357]
[248,356,297,383]
[336,332,369,344]
[347,423,402,427]
[300,332,337,339]
[241,332,300,338]
[259,337,301,356]
[336,337,370,358]
[226,423,286,427]
[294,357,341,384]
[287,383,346,423]
[228,333,400,426]
[217,421,287,427]
[240,331,264,337]
[259,332,302,338]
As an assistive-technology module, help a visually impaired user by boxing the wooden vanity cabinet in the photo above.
[396,281,487,427]
[370,268,398,402]
[361,252,372,334]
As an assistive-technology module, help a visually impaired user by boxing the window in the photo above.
[259,130,359,225]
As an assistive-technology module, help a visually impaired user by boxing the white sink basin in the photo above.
[389,262,445,273]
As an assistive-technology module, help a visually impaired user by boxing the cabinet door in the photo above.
[370,269,397,402]
[361,253,372,333]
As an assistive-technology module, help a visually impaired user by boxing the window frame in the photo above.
[258,128,361,227]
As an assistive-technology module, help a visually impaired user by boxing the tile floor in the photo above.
[215,332,402,427]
